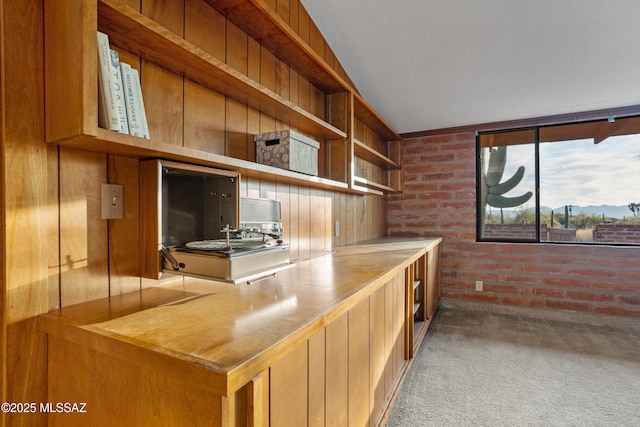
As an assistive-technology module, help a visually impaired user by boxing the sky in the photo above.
[496,134,640,210]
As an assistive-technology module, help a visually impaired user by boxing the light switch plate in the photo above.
[101,183,124,219]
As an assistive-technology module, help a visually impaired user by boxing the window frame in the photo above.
[476,115,640,246]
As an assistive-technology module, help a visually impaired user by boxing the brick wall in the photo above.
[387,132,640,317]
[483,224,548,240]
[593,224,640,243]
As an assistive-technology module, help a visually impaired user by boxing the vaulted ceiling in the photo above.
[301,0,640,135]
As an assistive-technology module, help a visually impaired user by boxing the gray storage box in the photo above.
[254,130,320,176]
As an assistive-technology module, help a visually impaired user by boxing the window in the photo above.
[477,116,640,245]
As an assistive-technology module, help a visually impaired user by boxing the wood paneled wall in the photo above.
[1,1,386,424]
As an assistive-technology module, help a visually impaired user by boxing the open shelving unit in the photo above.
[44,0,403,195]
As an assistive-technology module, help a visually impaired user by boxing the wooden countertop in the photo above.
[39,237,441,396]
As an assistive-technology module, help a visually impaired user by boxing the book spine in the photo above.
[120,62,141,136]
[130,67,150,139]
[110,50,129,134]
[96,31,119,131]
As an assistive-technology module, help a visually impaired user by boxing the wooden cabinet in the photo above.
[406,245,441,357]
[40,239,442,427]
[268,272,407,427]
[44,0,402,195]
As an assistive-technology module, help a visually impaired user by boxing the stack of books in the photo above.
[97,31,150,139]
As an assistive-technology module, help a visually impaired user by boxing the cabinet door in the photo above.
[325,312,348,426]
[270,341,308,427]
[426,245,441,319]
[369,286,386,424]
[349,298,370,427]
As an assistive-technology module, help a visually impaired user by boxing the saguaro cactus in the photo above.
[480,146,533,233]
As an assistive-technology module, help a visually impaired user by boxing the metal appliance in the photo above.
[154,161,293,284]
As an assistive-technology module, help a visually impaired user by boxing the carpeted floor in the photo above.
[386,303,640,427]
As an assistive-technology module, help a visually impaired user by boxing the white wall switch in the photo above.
[475,280,483,291]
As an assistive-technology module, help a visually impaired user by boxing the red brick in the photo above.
[499,274,541,285]
[541,255,589,265]
[595,306,640,317]
[423,172,455,181]
[545,300,592,312]
[593,281,640,292]
[542,245,593,256]
[521,264,565,275]
[466,292,501,303]
[566,291,615,302]
[441,201,475,209]
[620,295,640,305]
[502,296,545,307]
[565,268,616,278]
[532,288,564,298]
[475,263,515,272]
[484,284,519,294]
[405,164,438,174]
[618,270,640,280]
[441,182,476,191]
[419,153,455,163]
[543,277,591,288]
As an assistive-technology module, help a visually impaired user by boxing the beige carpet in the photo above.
[386,302,640,426]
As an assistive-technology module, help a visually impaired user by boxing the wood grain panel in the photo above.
[260,46,276,92]
[4,3,49,420]
[426,245,441,319]
[289,69,300,106]
[325,313,348,426]
[370,286,386,424]
[141,0,184,146]
[247,370,269,427]
[48,335,223,427]
[276,0,289,23]
[298,75,310,113]
[297,185,310,258]
[308,328,326,427]
[226,98,249,159]
[308,20,324,59]
[227,20,248,74]
[59,148,109,306]
[48,147,61,309]
[276,59,290,99]
[270,339,308,427]
[44,0,97,143]
[309,189,327,253]
[349,297,371,426]
[184,81,226,153]
[394,273,406,382]
[107,155,141,295]
[287,184,300,259]
[383,278,395,403]
[289,0,299,33]
[185,0,226,61]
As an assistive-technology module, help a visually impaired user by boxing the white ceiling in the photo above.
[300,0,640,135]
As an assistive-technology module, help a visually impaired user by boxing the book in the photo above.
[96,31,119,131]
[120,62,150,139]
[110,50,129,134]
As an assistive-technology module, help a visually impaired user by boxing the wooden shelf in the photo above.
[45,0,402,197]
[97,0,346,142]
[202,0,349,95]
[353,175,400,194]
[354,139,400,170]
[55,129,352,193]
[353,92,401,142]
